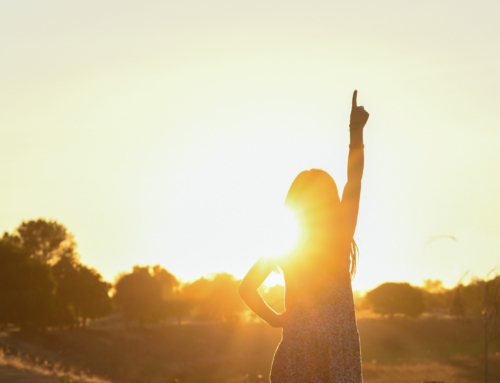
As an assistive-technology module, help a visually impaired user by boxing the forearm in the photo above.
[239,289,281,327]
[340,90,368,239]
[347,127,365,182]
[349,125,364,146]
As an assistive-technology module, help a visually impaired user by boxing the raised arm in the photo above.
[239,257,285,328]
[341,90,369,243]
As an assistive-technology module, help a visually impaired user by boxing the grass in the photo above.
[0,346,108,383]
[0,316,498,382]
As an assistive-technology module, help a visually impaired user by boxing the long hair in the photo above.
[284,169,358,279]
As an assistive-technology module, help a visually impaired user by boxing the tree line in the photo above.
[1,218,499,332]
[0,219,244,331]
[357,277,500,321]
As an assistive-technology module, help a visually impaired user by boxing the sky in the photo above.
[1,1,499,291]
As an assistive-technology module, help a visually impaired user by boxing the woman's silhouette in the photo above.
[239,91,369,382]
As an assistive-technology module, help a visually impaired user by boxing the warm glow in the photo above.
[269,206,302,258]
[2,2,500,292]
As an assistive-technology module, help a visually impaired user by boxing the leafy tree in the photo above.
[165,299,192,325]
[0,240,56,331]
[113,265,187,326]
[150,265,191,325]
[114,266,163,326]
[76,266,112,326]
[420,279,451,315]
[1,232,21,246]
[52,256,112,327]
[151,265,180,300]
[1,219,113,329]
[448,277,500,318]
[366,282,425,318]
[180,277,211,320]
[460,278,485,315]
[422,279,445,293]
[12,219,77,264]
[181,273,245,323]
[480,275,500,358]
[450,284,466,318]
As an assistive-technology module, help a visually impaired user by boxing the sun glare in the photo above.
[269,206,301,258]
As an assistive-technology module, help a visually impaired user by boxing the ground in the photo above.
[0,316,498,383]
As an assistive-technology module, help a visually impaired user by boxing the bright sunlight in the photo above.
[268,206,301,258]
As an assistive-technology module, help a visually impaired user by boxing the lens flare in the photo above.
[269,206,301,258]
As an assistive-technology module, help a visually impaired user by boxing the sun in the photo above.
[267,206,302,258]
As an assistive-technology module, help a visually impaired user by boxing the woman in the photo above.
[239,90,369,382]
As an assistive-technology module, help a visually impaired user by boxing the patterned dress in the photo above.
[270,254,362,382]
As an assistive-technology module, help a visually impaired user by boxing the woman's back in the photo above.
[271,248,361,383]
[279,243,351,306]
[280,245,354,317]
[239,90,369,382]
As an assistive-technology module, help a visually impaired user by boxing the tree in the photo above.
[451,283,466,318]
[150,265,190,325]
[421,279,451,315]
[2,219,114,329]
[52,256,112,327]
[181,273,245,323]
[366,282,425,318]
[13,219,77,264]
[76,266,112,326]
[422,279,445,293]
[151,265,180,300]
[114,266,163,326]
[0,240,56,331]
[480,274,500,383]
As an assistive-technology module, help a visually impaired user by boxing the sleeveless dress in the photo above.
[270,253,362,382]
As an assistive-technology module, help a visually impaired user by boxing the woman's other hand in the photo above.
[350,90,369,130]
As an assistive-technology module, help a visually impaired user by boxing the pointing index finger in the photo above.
[352,90,358,108]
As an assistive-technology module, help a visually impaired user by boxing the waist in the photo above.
[285,282,353,310]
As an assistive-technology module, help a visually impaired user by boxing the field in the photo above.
[0,317,499,383]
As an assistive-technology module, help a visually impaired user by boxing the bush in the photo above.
[366,282,425,318]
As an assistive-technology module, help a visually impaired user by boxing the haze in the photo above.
[1,1,499,291]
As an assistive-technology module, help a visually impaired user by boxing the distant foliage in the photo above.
[150,265,190,324]
[10,219,78,264]
[420,279,452,315]
[2,217,499,334]
[114,265,183,326]
[0,240,56,330]
[181,273,245,323]
[152,265,179,300]
[366,282,425,318]
[484,276,500,351]
[1,219,111,330]
[114,266,163,325]
[52,256,112,327]
[451,276,500,317]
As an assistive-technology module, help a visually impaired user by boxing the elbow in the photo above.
[238,281,254,301]
[343,181,362,199]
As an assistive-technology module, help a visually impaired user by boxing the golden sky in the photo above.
[1,1,499,291]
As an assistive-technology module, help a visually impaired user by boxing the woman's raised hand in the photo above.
[350,90,369,130]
